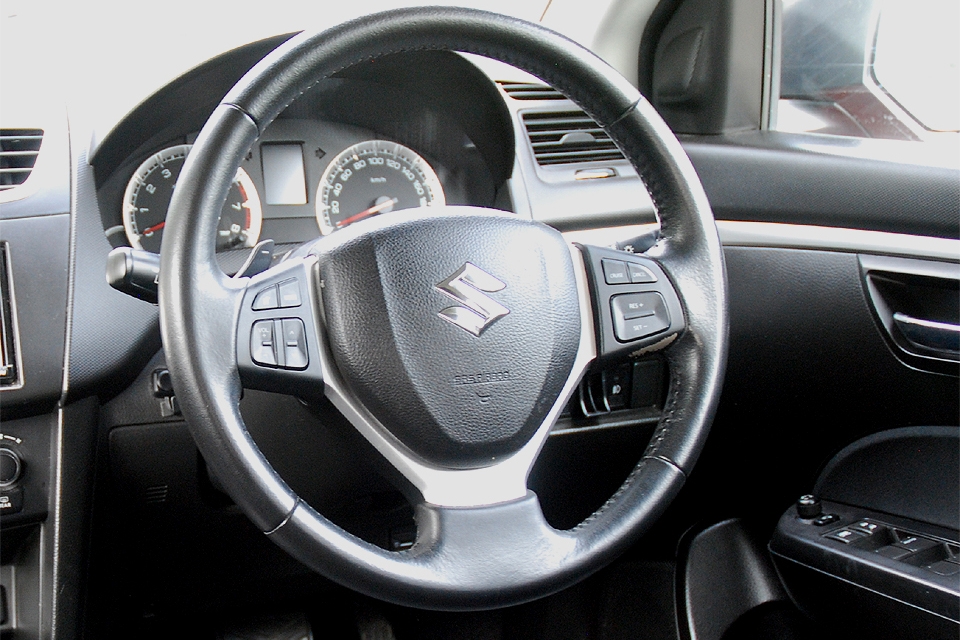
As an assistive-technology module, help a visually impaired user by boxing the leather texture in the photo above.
[314,207,580,468]
[160,7,727,610]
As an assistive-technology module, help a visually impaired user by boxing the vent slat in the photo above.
[0,129,43,188]
[498,81,566,101]
[521,112,625,166]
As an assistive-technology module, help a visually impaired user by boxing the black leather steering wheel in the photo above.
[159,7,727,611]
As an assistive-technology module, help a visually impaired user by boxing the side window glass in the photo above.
[776,0,959,142]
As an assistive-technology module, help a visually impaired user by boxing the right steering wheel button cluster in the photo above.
[579,244,685,362]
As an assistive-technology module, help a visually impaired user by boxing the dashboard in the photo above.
[0,14,957,639]
[93,48,517,275]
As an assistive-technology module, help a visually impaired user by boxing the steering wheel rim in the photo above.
[159,7,727,611]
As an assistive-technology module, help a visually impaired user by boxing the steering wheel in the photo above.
[159,7,727,611]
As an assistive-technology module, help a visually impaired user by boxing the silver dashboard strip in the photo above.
[562,221,960,263]
[315,245,597,508]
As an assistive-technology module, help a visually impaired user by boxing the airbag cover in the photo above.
[314,208,580,468]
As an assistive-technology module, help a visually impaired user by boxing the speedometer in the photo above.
[315,140,445,235]
[122,144,262,253]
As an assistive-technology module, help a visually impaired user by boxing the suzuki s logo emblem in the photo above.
[435,263,509,337]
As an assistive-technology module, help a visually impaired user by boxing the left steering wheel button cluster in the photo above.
[252,279,301,311]
[250,318,308,370]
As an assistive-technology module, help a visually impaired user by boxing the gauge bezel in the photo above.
[122,143,263,252]
[315,139,445,236]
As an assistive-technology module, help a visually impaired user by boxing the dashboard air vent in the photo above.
[521,111,626,166]
[498,81,566,101]
[0,129,43,192]
[0,243,22,389]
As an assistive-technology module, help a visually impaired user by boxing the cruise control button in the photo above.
[627,262,657,284]
[251,320,278,366]
[278,279,302,308]
[281,319,308,369]
[601,259,629,285]
[612,293,658,320]
[611,293,669,342]
[252,285,279,311]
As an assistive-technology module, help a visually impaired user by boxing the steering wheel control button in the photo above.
[611,293,669,342]
[281,319,308,369]
[251,320,278,366]
[627,262,657,284]
[0,449,22,487]
[252,285,279,311]
[278,279,302,308]
[601,259,629,285]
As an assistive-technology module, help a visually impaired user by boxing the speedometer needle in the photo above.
[337,197,399,228]
[142,221,165,235]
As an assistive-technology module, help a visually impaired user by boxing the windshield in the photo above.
[1,0,556,130]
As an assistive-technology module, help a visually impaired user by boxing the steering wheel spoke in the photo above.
[236,256,326,398]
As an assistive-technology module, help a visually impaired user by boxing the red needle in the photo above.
[141,221,166,235]
[336,197,399,228]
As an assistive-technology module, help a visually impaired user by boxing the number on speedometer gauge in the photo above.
[316,140,445,235]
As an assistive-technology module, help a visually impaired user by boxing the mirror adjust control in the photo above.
[278,279,302,308]
[252,285,279,311]
[796,494,822,519]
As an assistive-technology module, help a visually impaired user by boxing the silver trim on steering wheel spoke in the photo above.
[314,243,598,508]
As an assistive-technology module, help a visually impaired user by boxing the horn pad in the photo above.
[315,208,581,469]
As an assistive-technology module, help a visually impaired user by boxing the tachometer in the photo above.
[315,140,445,235]
[122,144,263,253]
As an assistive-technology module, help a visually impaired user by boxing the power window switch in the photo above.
[825,528,868,544]
[876,545,914,560]
[894,534,938,553]
[852,520,882,535]
[926,560,960,576]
